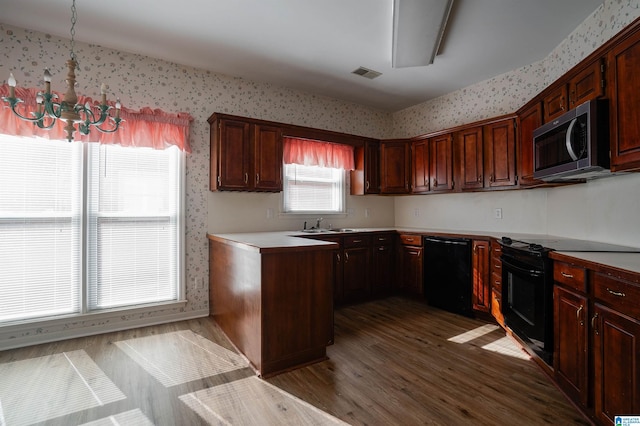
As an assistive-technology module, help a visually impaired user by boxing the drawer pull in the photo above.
[406,238,414,242]
[408,250,419,256]
[352,239,362,243]
[494,263,501,269]
[561,272,574,279]
[606,288,626,297]
[495,280,501,285]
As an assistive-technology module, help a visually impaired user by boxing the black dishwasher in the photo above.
[423,236,473,317]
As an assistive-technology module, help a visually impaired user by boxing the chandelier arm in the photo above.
[42,93,63,119]
[2,97,46,123]
[93,117,123,134]
[35,116,57,130]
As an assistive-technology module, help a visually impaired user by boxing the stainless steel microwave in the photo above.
[533,99,610,181]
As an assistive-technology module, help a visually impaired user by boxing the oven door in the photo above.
[501,253,553,357]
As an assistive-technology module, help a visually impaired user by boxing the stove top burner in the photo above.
[500,236,640,253]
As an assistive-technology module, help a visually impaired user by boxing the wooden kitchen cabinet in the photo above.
[209,114,283,192]
[608,27,640,171]
[351,140,381,195]
[411,137,430,193]
[429,133,454,192]
[554,285,589,407]
[342,235,372,303]
[489,239,504,327]
[397,234,423,297]
[483,118,517,188]
[371,233,395,298]
[380,140,411,194]
[517,102,543,187]
[542,85,569,122]
[456,126,484,191]
[472,240,490,314]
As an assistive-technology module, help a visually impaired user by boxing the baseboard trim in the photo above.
[0,309,210,351]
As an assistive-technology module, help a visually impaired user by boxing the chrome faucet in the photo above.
[316,217,323,229]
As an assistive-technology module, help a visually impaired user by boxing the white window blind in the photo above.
[87,143,180,310]
[283,163,345,213]
[0,135,82,322]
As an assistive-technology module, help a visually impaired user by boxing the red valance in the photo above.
[283,137,355,170]
[0,85,193,153]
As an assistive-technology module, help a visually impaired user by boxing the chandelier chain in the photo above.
[70,0,77,62]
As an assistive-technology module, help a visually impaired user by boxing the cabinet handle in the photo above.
[592,313,599,335]
[494,263,501,269]
[560,96,565,111]
[406,238,414,242]
[366,181,370,190]
[433,178,438,187]
[345,252,349,262]
[576,305,584,325]
[408,250,419,256]
[561,272,574,279]
[256,173,260,183]
[495,280,500,286]
[489,174,494,182]
[378,246,386,251]
[352,239,362,243]
[244,173,248,184]
[477,175,482,182]
[606,288,626,297]
[336,253,341,263]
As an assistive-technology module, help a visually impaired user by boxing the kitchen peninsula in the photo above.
[208,232,337,377]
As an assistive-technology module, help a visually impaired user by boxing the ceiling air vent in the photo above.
[351,66,382,80]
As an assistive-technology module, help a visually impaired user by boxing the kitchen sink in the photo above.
[301,228,336,233]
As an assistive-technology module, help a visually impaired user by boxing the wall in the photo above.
[392,0,640,246]
[0,23,395,347]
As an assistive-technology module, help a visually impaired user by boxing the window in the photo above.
[283,163,345,213]
[0,135,184,324]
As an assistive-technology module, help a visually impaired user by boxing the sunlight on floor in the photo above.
[447,324,500,343]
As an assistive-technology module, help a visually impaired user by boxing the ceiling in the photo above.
[0,0,602,112]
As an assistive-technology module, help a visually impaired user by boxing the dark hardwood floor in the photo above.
[0,297,589,425]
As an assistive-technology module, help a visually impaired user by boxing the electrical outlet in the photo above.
[494,208,503,219]
[364,208,371,218]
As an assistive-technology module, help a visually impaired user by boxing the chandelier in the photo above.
[2,0,122,142]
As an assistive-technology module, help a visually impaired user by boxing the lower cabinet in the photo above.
[397,234,424,297]
[552,255,640,426]
[371,233,395,298]
[472,240,490,314]
[342,235,372,303]
[489,239,505,327]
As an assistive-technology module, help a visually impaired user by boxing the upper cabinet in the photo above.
[429,133,454,192]
[380,140,411,194]
[543,59,605,122]
[455,126,484,191]
[209,115,283,192]
[608,27,640,172]
[517,102,543,187]
[351,140,381,195]
[411,137,430,194]
[483,118,517,188]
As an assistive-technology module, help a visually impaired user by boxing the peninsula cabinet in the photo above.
[608,27,640,171]
[429,133,454,192]
[209,114,283,192]
[551,253,640,425]
[380,140,410,194]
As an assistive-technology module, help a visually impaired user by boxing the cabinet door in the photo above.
[543,85,569,122]
[372,235,395,298]
[593,303,640,424]
[517,103,543,187]
[472,240,490,313]
[554,286,589,407]
[411,138,430,193]
[398,245,423,297]
[380,140,410,194]
[483,119,517,188]
[608,31,640,171]
[343,245,371,303]
[216,119,251,190]
[429,134,454,192]
[456,127,484,191]
[569,58,604,108]
[351,141,380,195]
[253,124,282,191]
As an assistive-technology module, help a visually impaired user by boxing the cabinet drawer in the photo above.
[554,261,586,293]
[491,271,502,292]
[343,234,371,248]
[593,273,640,319]
[399,234,422,246]
[374,234,394,245]
[491,257,502,274]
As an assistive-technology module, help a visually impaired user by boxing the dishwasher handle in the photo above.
[424,237,470,246]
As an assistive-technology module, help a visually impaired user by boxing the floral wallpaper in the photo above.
[0,22,392,347]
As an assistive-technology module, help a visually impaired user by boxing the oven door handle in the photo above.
[501,257,544,278]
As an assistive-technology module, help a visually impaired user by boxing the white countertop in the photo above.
[208,228,640,275]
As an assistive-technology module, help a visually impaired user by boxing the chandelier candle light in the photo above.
[2,0,122,142]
